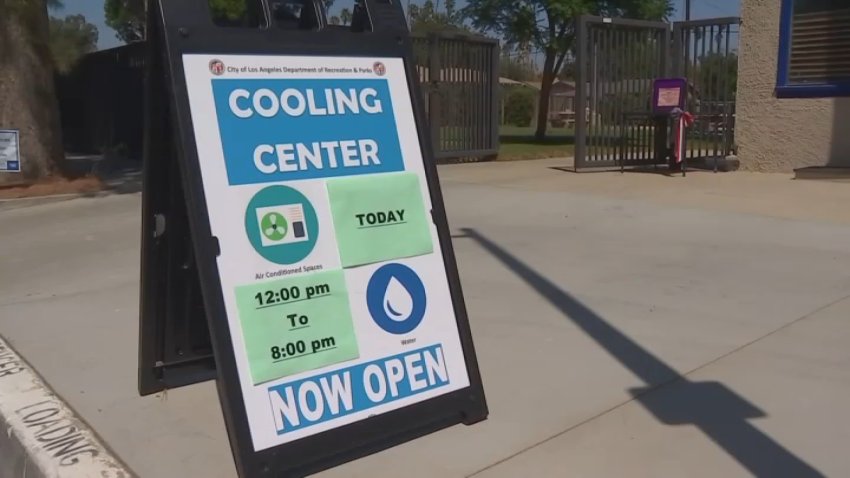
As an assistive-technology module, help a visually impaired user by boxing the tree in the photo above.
[607,0,672,19]
[105,0,339,39]
[49,14,98,73]
[340,7,352,26]
[500,51,537,82]
[0,0,65,183]
[408,0,467,34]
[559,55,576,80]
[209,0,248,21]
[104,0,144,43]
[503,87,537,126]
[696,52,738,101]
[464,0,672,140]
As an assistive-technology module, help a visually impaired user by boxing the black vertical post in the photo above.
[684,21,691,83]
[575,16,588,170]
[468,42,474,154]
[722,22,732,168]
[620,114,627,173]
[710,24,719,165]
[640,31,648,163]
[672,23,682,78]
[139,0,166,395]
[643,31,651,163]
[615,27,624,169]
[138,0,217,397]
[656,115,669,172]
[699,25,707,161]
[589,28,598,164]
[600,24,609,165]
[428,34,442,160]
[491,40,500,157]
[471,42,477,153]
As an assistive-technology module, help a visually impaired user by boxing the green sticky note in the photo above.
[327,172,433,268]
[234,270,359,385]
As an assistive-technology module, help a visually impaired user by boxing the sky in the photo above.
[59,0,741,51]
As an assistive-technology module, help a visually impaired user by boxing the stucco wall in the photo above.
[736,0,850,172]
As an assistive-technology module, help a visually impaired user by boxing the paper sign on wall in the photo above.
[0,130,21,173]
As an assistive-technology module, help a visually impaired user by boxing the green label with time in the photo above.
[235,269,359,385]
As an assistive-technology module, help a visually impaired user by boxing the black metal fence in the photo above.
[574,15,740,171]
[56,42,146,157]
[575,16,670,169]
[673,17,740,166]
[56,32,499,162]
[412,33,500,161]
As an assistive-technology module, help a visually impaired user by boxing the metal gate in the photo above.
[57,32,499,163]
[412,33,500,162]
[575,16,670,169]
[575,15,740,170]
[673,18,740,168]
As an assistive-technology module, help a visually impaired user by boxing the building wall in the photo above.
[736,0,850,171]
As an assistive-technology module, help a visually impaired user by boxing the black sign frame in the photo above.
[140,0,488,476]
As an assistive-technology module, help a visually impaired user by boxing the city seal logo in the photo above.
[373,61,386,77]
[209,59,225,76]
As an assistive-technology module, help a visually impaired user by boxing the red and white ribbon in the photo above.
[673,111,695,164]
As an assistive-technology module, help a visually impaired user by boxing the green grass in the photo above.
[499,125,576,138]
[497,124,575,160]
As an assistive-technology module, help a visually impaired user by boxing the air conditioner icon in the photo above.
[256,204,309,247]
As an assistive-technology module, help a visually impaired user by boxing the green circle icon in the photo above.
[261,212,288,241]
[245,186,319,265]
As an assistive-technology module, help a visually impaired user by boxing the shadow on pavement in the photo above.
[458,227,824,478]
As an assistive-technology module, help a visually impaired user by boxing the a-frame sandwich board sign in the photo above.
[138,0,488,476]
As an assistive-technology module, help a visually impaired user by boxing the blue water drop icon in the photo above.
[367,263,427,335]
[384,277,413,321]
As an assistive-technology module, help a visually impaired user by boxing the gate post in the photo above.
[574,15,589,170]
[428,34,442,159]
[654,115,671,169]
[491,38,501,158]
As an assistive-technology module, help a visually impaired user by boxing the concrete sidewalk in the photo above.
[1,159,849,477]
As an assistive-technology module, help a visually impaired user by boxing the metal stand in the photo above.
[137,1,488,476]
[669,109,687,177]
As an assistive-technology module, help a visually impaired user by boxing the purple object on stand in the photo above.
[652,78,687,115]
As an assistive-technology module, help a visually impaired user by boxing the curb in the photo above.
[0,336,135,478]
[0,194,85,212]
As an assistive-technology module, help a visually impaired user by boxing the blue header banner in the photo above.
[212,79,405,185]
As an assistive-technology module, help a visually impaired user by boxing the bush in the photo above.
[504,87,536,127]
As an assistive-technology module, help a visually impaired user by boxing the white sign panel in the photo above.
[182,54,472,451]
[0,130,21,172]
